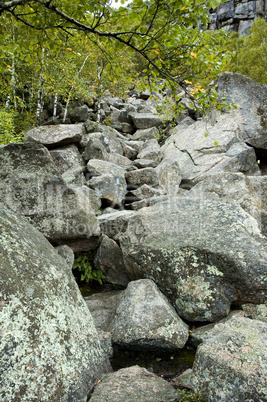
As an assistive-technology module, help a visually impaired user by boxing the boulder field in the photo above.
[0,73,266,401]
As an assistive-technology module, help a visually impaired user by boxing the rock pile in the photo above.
[0,72,266,401]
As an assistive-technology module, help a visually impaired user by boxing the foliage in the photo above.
[177,389,205,401]
[223,18,267,85]
[0,0,230,130]
[73,253,105,285]
[0,108,25,144]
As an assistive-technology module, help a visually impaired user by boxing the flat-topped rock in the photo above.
[130,113,162,129]
[26,124,83,148]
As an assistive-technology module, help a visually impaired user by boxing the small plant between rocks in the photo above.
[73,253,105,286]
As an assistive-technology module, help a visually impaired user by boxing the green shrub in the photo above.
[0,108,26,145]
[73,253,105,285]
[0,109,16,145]
[223,18,267,85]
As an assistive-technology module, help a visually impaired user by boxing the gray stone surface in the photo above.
[137,139,162,164]
[120,197,267,322]
[217,72,267,149]
[242,303,267,323]
[161,111,260,186]
[90,365,178,402]
[85,290,123,332]
[98,210,136,242]
[94,235,130,286]
[26,124,83,148]
[191,316,267,401]
[0,202,110,402]
[111,279,189,351]
[132,126,160,141]
[130,113,162,129]
[0,142,100,245]
[186,172,267,235]
[89,174,127,207]
[155,158,182,195]
[125,167,159,187]
[55,244,74,270]
[50,144,86,186]
[190,310,245,347]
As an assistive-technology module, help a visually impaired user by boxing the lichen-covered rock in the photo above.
[186,172,267,235]
[0,202,111,402]
[242,303,267,323]
[90,365,178,402]
[120,197,267,322]
[191,316,267,401]
[55,244,74,270]
[0,142,100,246]
[26,124,83,148]
[111,279,189,351]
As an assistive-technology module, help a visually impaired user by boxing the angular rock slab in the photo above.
[186,172,267,236]
[111,279,189,351]
[129,113,162,129]
[191,317,267,401]
[162,112,260,186]
[26,123,83,148]
[0,202,110,402]
[0,142,100,246]
[90,365,178,402]
[120,197,267,322]
[217,72,267,149]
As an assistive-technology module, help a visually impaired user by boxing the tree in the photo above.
[223,18,267,85]
[0,1,227,94]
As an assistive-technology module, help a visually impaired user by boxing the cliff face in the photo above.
[208,0,267,35]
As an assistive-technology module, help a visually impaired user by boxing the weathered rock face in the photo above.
[0,202,111,402]
[49,144,86,186]
[94,234,130,286]
[217,72,267,149]
[191,316,267,401]
[111,279,189,351]
[186,172,267,235]
[120,198,267,322]
[0,142,100,248]
[26,124,83,148]
[90,365,178,402]
[161,113,260,188]
[208,0,266,35]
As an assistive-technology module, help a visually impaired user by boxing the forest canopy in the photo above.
[0,0,229,138]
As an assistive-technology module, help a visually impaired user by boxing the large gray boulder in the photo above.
[217,72,267,149]
[161,113,260,187]
[120,197,267,322]
[26,124,83,148]
[186,172,267,235]
[191,316,267,401]
[0,202,110,401]
[90,365,178,402]
[0,142,100,247]
[111,279,189,351]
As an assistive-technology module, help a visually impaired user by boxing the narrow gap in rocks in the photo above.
[111,345,196,386]
[254,147,267,175]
